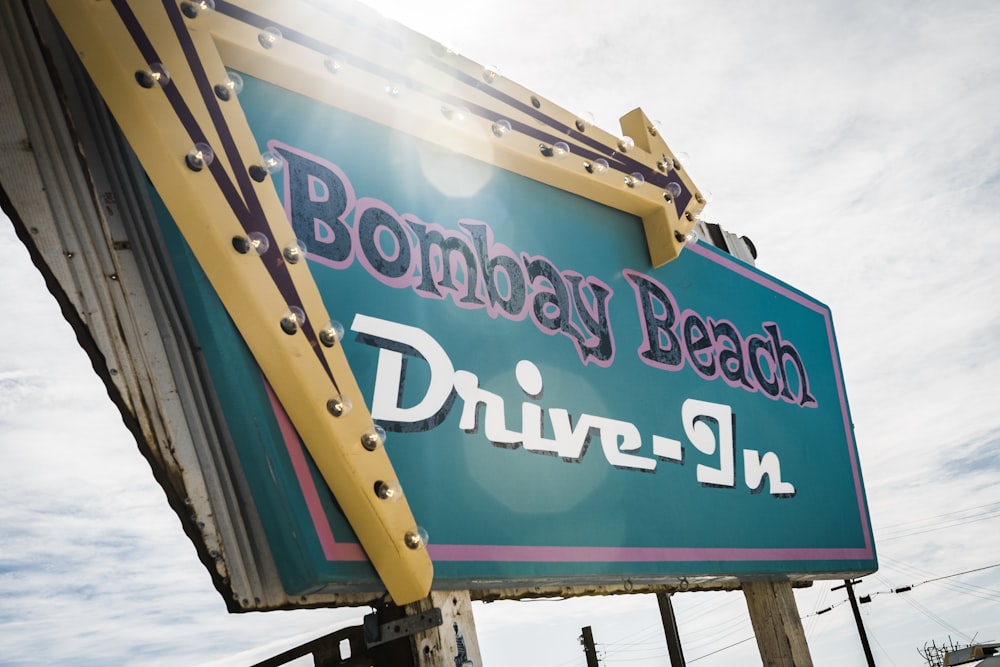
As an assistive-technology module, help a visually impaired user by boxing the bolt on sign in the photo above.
[34,0,874,607]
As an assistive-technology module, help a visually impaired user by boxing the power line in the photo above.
[688,635,755,663]
[922,562,1000,586]
[875,501,1000,541]
[879,556,1000,603]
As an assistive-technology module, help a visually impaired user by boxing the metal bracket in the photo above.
[363,607,443,648]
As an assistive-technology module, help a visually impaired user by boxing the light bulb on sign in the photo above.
[675,229,700,246]
[282,239,307,264]
[374,480,402,501]
[280,306,306,334]
[261,151,284,174]
[247,231,270,256]
[441,105,470,122]
[361,425,387,451]
[185,143,214,171]
[135,63,170,89]
[258,27,282,49]
[319,320,345,347]
[180,0,214,18]
[575,111,595,132]
[324,53,345,73]
[491,119,512,137]
[213,71,243,100]
[326,395,352,417]
[228,232,271,256]
[405,526,429,550]
[585,158,609,174]
[625,172,644,188]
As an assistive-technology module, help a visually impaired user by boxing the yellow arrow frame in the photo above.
[46,0,705,606]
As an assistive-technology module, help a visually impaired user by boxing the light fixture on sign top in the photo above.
[318,320,345,347]
[584,158,609,174]
[280,306,306,335]
[664,182,682,200]
[135,63,170,89]
[617,136,635,153]
[539,142,570,159]
[482,65,500,83]
[575,111,595,132]
[185,143,214,171]
[258,27,282,49]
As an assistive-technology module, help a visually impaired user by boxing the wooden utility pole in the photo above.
[581,625,600,667]
[743,581,814,666]
[656,592,686,666]
[832,579,876,667]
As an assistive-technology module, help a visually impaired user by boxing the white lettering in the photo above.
[351,315,793,496]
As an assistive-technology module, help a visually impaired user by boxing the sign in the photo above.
[37,0,874,604]
[153,68,875,594]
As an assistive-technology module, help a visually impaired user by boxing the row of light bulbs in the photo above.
[141,1,430,553]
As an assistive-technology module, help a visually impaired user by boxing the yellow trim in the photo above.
[209,0,704,268]
[47,0,431,605]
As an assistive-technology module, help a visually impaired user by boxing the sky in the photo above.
[2,0,1000,665]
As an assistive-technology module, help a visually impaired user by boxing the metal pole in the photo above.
[833,579,876,667]
[656,592,686,666]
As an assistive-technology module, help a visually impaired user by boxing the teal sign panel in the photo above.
[158,72,875,595]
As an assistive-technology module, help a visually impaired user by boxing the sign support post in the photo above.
[657,591,687,666]
[743,581,814,666]
[402,590,481,667]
